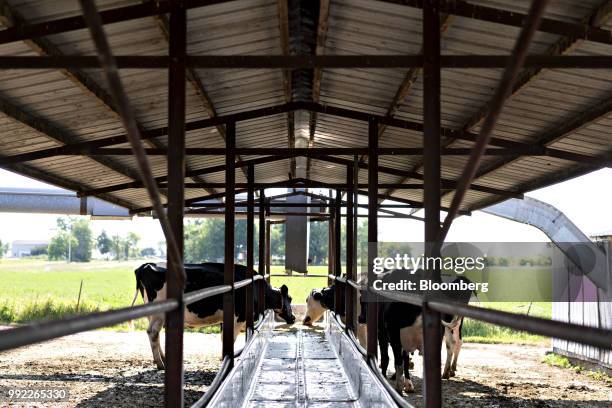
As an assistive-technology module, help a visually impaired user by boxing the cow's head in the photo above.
[303,286,334,325]
[275,284,295,324]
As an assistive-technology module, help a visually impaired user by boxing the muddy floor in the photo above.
[0,326,609,407]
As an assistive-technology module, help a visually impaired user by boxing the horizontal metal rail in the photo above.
[332,276,612,350]
[183,284,231,305]
[0,277,266,352]
[427,300,612,350]
[0,55,610,69]
[269,274,329,278]
[0,299,178,352]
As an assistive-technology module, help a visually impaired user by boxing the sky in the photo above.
[0,167,610,250]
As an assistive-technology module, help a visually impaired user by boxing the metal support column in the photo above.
[328,193,335,287]
[258,188,266,314]
[246,164,254,337]
[265,220,271,278]
[223,121,236,362]
[164,2,186,406]
[422,1,442,406]
[367,118,379,360]
[345,162,355,331]
[334,188,342,314]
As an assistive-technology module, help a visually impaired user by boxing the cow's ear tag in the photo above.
[313,292,322,300]
[281,284,288,295]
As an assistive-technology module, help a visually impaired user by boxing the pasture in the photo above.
[0,259,549,343]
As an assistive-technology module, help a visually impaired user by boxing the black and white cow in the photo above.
[359,271,471,394]
[133,262,295,369]
[303,285,344,325]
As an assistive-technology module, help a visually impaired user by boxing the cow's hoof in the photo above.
[450,370,456,377]
[404,379,415,393]
[390,372,396,380]
[156,363,165,370]
[442,371,450,380]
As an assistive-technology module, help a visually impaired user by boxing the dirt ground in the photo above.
[406,343,611,407]
[0,326,609,407]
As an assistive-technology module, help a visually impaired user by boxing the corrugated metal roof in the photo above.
[0,0,609,214]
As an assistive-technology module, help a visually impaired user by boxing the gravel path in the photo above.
[0,327,609,407]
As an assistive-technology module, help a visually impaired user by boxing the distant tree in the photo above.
[309,221,328,265]
[96,230,112,255]
[498,257,510,267]
[125,232,140,259]
[0,239,8,258]
[30,246,48,256]
[111,234,124,260]
[48,232,77,260]
[71,219,93,262]
[140,247,156,257]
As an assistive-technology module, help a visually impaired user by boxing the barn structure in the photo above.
[0,0,611,407]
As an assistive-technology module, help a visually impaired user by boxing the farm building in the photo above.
[0,0,610,407]
[10,239,49,258]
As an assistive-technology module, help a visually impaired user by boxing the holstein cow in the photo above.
[303,283,371,353]
[133,262,295,369]
[360,270,471,394]
[303,285,343,325]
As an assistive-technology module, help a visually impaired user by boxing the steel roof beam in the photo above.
[2,0,611,46]
[307,0,331,179]
[149,12,240,192]
[1,55,611,69]
[0,1,165,197]
[437,0,612,206]
[2,101,610,168]
[277,0,296,177]
[437,0,549,242]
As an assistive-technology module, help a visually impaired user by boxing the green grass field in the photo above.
[0,260,550,343]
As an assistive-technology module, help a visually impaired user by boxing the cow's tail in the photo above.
[127,270,145,331]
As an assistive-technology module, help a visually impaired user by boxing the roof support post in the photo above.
[366,118,379,361]
[344,158,357,332]
[258,188,266,314]
[334,188,342,314]
[164,4,187,406]
[265,220,271,278]
[422,1,442,407]
[246,165,255,338]
[328,190,335,287]
[223,121,236,363]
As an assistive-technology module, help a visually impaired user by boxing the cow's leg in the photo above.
[234,318,245,342]
[442,327,453,379]
[389,329,412,393]
[378,328,390,378]
[147,315,165,370]
[450,322,463,376]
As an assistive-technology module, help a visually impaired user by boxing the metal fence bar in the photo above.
[0,300,178,352]
[258,189,266,315]
[367,117,379,360]
[164,2,187,405]
[422,1,443,406]
[223,120,236,362]
[183,285,232,305]
[345,162,355,332]
[428,300,612,350]
[246,165,255,337]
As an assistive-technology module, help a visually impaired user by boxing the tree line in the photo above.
[40,216,369,264]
